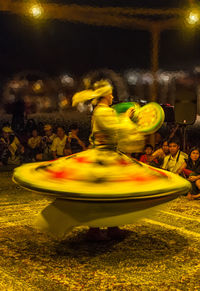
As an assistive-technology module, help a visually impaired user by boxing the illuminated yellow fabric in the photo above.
[13,149,191,238]
[72,80,113,107]
[91,104,144,153]
[13,80,191,239]
[34,196,179,239]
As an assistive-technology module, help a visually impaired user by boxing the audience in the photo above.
[36,124,56,161]
[27,129,42,161]
[0,126,24,165]
[51,126,71,159]
[150,139,169,168]
[140,144,154,165]
[162,138,188,173]
[177,147,200,200]
[67,123,86,154]
[0,120,88,165]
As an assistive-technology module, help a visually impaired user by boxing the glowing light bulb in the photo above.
[30,5,43,18]
[187,11,199,25]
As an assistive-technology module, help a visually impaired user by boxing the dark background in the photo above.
[0,0,200,82]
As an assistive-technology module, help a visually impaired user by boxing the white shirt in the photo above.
[162,151,188,173]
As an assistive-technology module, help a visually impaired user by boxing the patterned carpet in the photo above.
[1,171,200,290]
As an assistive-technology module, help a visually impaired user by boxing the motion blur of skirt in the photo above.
[13,148,191,238]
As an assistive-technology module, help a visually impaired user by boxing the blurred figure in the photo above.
[51,126,71,159]
[162,138,188,173]
[68,123,86,154]
[177,147,200,200]
[0,126,24,166]
[36,124,56,161]
[27,129,42,161]
[73,80,141,241]
[140,144,154,165]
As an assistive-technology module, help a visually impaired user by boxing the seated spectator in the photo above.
[36,124,56,161]
[0,126,24,165]
[51,126,71,159]
[140,144,154,165]
[177,147,200,200]
[150,139,169,168]
[162,138,188,173]
[68,123,86,154]
[27,129,42,161]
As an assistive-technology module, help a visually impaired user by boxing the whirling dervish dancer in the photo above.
[13,80,191,239]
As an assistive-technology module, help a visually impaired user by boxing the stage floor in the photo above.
[0,171,200,290]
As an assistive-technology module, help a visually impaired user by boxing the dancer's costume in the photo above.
[13,81,191,238]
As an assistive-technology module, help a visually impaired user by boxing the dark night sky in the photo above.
[44,0,197,8]
[0,0,200,80]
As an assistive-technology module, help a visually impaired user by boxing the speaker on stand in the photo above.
[161,104,175,123]
[174,79,197,152]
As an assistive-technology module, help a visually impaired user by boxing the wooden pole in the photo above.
[150,26,160,102]
[150,27,160,147]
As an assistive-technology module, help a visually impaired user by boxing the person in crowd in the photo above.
[162,138,188,173]
[67,123,86,154]
[150,139,169,168]
[0,126,24,166]
[140,144,154,165]
[36,124,56,161]
[51,126,71,159]
[27,128,42,161]
[177,147,200,200]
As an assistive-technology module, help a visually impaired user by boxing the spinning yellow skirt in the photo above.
[13,149,191,238]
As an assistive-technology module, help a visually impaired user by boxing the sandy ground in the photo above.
[0,170,200,290]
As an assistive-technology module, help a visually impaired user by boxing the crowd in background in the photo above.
[138,138,200,200]
[0,119,86,167]
[1,119,200,200]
